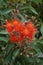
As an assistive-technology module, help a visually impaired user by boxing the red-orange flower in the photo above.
[3,20,14,32]
[3,19,37,43]
[26,21,37,40]
[22,27,29,37]
[10,32,24,43]
[12,19,23,31]
[10,34,18,42]
[18,32,24,43]
[26,22,37,32]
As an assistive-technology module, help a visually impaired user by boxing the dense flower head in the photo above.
[3,19,37,43]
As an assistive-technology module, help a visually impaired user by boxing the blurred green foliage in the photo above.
[0,0,43,65]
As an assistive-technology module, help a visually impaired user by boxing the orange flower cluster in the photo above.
[3,19,37,43]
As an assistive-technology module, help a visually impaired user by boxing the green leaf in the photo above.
[17,13,25,22]
[0,30,8,34]
[40,24,43,35]
[3,50,13,65]
[29,5,38,15]
[33,0,42,5]
[6,44,14,55]
[38,0,42,4]
[31,42,42,54]
[0,9,13,15]
[38,53,43,58]
[3,9,13,15]
[0,37,8,43]
[16,61,21,65]
[20,0,26,4]
[20,5,38,15]
[38,60,43,65]
[10,49,20,65]
[13,49,20,60]
[33,0,39,5]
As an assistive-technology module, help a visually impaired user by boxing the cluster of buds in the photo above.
[3,19,37,43]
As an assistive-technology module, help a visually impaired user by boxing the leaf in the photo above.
[0,30,8,34]
[38,0,42,4]
[3,44,14,65]
[0,50,5,56]
[16,61,21,65]
[40,24,43,35]
[10,49,20,65]
[0,37,8,43]
[20,0,26,4]
[17,13,25,22]
[29,5,38,15]
[6,44,14,55]
[3,50,13,65]
[33,0,42,5]
[12,0,19,3]
[3,9,13,15]
[20,5,38,15]
[38,53,43,58]
[31,42,42,54]
[0,9,13,15]
[33,0,39,5]
[13,49,20,60]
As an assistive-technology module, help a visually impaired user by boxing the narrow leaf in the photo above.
[0,30,8,34]
[0,37,8,43]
